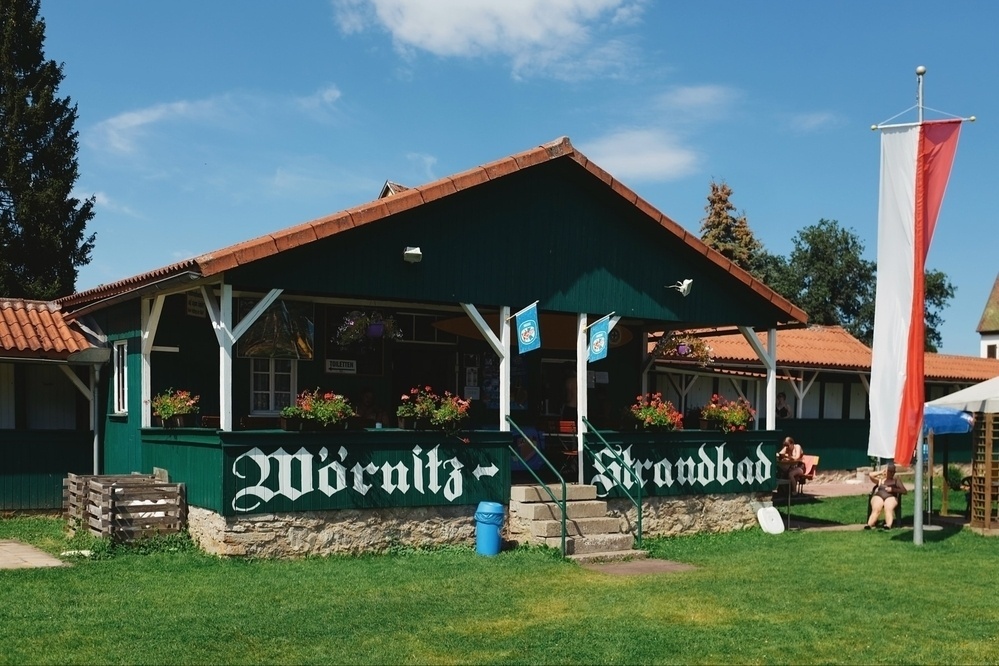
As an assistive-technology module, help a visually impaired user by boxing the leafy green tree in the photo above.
[699,181,762,273]
[0,0,94,299]
[771,219,876,341]
[924,269,956,352]
[763,219,954,350]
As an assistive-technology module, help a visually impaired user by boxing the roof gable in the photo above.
[977,272,999,333]
[58,136,807,327]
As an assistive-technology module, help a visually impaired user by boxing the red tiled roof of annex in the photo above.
[658,325,999,383]
[57,137,808,324]
[0,299,91,359]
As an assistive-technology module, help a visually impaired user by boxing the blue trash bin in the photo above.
[474,501,505,556]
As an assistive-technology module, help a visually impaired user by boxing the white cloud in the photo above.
[90,190,139,217]
[297,85,343,112]
[653,85,740,122]
[579,128,699,182]
[405,152,437,181]
[331,0,645,79]
[89,98,226,155]
[786,111,841,133]
[264,162,381,200]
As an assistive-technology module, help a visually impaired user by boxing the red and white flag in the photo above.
[868,119,962,464]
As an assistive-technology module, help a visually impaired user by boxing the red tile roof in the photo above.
[57,137,808,324]
[703,326,873,371]
[0,299,92,359]
[655,325,999,383]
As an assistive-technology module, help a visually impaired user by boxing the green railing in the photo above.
[506,416,567,556]
[581,417,643,547]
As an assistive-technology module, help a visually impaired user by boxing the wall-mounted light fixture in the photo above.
[403,246,422,263]
[667,278,693,297]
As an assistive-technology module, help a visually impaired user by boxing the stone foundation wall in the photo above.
[606,493,770,537]
[189,491,769,558]
[187,505,476,558]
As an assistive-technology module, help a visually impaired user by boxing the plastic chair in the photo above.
[797,455,819,493]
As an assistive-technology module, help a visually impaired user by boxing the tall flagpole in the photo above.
[913,65,925,546]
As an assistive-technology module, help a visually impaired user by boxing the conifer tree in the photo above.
[699,181,761,273]
[0,0,94,299]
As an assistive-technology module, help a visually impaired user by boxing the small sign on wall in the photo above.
[186,293,206,318]
[326,359,357,374]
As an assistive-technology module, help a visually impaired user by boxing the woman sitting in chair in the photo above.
[865,463,907,530]
[777,436,805,494]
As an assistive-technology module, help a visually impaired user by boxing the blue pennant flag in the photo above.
[515,303,542,354]
[588,317,609,363]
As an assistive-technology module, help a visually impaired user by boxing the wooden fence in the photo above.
[63,473,187,541]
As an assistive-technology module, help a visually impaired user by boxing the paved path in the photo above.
[0,540,65,570]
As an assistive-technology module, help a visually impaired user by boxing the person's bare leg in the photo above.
[884,497,899,528]
[868,496,885,528]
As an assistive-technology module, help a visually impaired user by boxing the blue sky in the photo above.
[39,1,997,356]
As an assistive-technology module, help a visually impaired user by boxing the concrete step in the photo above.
[531,516,622,538]
[567,549,649,564]
[510,499,608,521]
[511,484,597,503]
[538,534,638,556]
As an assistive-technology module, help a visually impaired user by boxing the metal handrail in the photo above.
[581,418,643,547]
[506,417,568,556]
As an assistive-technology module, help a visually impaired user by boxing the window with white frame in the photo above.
[250,358,296,413]
[112,340,128,414]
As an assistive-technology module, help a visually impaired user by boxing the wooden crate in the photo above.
[63,473,155,523]
[63,473,186,541]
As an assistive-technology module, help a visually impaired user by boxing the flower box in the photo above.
[280,416,349,431]
[153,414,197,428]
[698,418,722,431]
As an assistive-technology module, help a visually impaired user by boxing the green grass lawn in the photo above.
[1,499,997,665]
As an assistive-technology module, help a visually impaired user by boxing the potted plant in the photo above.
[652,331,714,367]
[150,388,200,427]
[700,393,755,432]
[335,311,404,348]
[280,388,355,430]
[431,391,471,436]
[396,385,439,429]
[630,392,684,430]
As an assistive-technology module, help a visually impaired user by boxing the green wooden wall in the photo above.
[143,429,225,512]
[0,430,93,509]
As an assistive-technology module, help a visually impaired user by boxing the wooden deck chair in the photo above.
[542,418,578,478]
[797,455,819,494]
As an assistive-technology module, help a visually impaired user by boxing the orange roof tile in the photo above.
[58,136,807,324]
[0,299,91,359]
[654,325,999,383]
[713,326,871,370]
[925,353,999,383]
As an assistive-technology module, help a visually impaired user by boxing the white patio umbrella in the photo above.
[927,375,999,414]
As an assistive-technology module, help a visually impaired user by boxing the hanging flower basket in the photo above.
[652,331,714,367]
[335,311,403,348]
